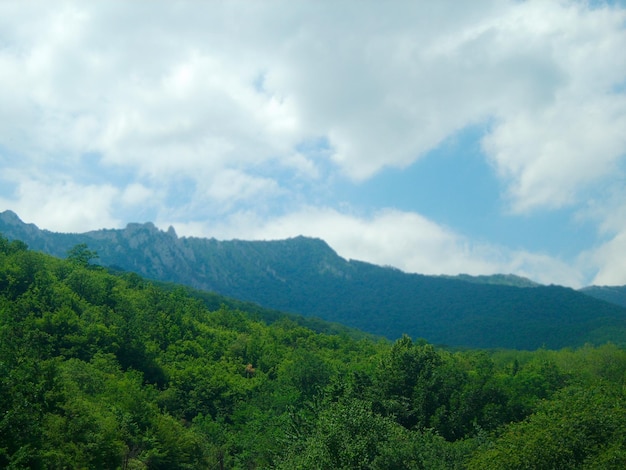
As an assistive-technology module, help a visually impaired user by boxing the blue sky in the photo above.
[1,0,626,287]
[338,125,598,258]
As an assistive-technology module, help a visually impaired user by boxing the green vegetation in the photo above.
[2,211,626,349]
[441,273,540,288]
[581,285,626,309]
[1,235,626,468]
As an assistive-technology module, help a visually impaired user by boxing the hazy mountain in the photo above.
[579,285,626,309]
[2,209,625,349]
[441,273,540,288]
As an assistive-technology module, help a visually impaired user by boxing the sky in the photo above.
[1,0,626,288]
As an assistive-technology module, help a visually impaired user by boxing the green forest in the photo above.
[2,235,626,469]
[3,212,626,350]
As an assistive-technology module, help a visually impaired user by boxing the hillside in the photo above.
[2,234,626,468]
[441,273,540,288]
[580,285,626,309]
[2,210,626,349]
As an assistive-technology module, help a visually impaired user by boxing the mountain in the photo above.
[441,273,540,288]
[4,234,626,468]
[579,285,626,309]
[2,209,626,349]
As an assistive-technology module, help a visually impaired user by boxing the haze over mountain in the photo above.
[2,210,625,349]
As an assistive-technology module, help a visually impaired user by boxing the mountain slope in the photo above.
[442,273,540,288]
[580,285,626,309]
[5,233,626,468]
[2,210,626,349]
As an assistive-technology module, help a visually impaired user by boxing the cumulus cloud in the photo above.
[0,179,121,233]
[0,176,161,233]
[203,169,282,207]
[588,232,626,286]
[578,187,626,285]
[121,183,154,206]
[2,1,624,196]
[482,2,626,213]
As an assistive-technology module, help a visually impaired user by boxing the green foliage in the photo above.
[1,233,626,468]
[279,398,403,469]
[66,243,99,267]
[4,213,626,349]
[469,385,626,469]
[581,285,626,309]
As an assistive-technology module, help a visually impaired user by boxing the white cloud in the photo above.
[2,1,623,198]
[121,183,153,206]
[0,1,625,287]
[587,232,626,286]
[578,187,626,285]
[204,169,282,206]
[485,3,626,210]
[0,176,164,234]
[0,179,121,233]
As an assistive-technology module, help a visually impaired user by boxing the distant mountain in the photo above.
[579,285,626,309]
[2,209,626,349]
[441,273,540,288]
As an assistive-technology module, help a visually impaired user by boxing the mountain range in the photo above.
[1,209,625,349]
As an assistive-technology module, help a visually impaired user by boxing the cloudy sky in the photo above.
[1,1,626,288]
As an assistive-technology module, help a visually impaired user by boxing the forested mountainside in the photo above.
[2,210,626,349]
[2,235,626,469]
[580,285,626,309]
[440,273,540,288]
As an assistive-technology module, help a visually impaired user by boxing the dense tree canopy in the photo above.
[3,215,626,350]
[1,235,626,468]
